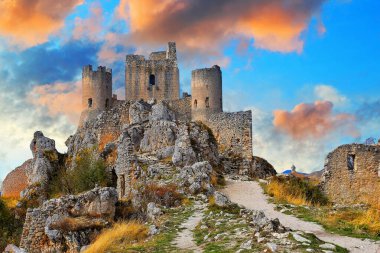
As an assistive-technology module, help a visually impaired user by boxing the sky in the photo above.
[0,0,379,180]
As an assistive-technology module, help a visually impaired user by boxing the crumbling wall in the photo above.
[205,111,253,159]
[167,97,192,122]
[321,144,380,205]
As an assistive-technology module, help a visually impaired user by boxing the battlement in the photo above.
[83,65,112,76]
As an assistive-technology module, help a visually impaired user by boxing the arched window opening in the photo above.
[194,99,197,108]
[347,154,355,171]
[105,98,109,108]
[88,98,93,108]
[205,97,210,108]
[149,74,156,85]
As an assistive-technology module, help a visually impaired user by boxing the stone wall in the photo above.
[205,111,253,159]
[125,42,179,102]
[321,144,380,205]
[166,96,192,122]
[20,187,118,253]
[191,65,222,122]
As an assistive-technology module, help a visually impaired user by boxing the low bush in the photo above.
[51,217,106,232]
[141,183,183,208]
[265,176,329,206]
[49,149,112,196]
[84,221,148,253]
[0,198,23,252]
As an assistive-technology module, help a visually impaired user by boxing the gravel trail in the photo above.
[173,203,204,252]
[222,180,380,253]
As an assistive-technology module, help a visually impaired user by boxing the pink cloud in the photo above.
[273,101,359,139]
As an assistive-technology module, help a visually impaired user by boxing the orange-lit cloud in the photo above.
[0,0,83,47]
[116,0,325,55]
[273,101,359,139]
[27,81,82,124]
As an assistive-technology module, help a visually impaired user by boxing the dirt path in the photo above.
[173,203,204,252]
[222,180,380,253]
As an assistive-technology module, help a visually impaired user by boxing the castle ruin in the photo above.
[79,42,253,160]
[321,143,380,205]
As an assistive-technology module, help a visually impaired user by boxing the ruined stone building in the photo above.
[321,143,380,205]
[78,42,255,198]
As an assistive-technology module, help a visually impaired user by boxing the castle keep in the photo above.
[125,42,180,101]
[79,42,253,160]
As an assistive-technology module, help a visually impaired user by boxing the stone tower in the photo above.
[82,65,113,112]
[191,65,223,121]
[125,42,180,102]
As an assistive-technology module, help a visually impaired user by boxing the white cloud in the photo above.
[314,84,348,106]
[0,86,76,181]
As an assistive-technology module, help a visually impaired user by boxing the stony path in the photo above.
[222,180,380,253]
[173,203,204,252]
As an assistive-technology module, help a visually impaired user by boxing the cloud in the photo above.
[0,41,100,92]
[0,86,76,180]
[27,81,82,125]
[273,101,359,139]
[0,0,83,48]
[251,107,350,173]
[115,0,325,61]
[73,3,104,42]
[314,85,347,106]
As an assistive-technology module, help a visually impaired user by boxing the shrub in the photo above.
[0,198,23,252]
[141,183,183,208]
[51,217,106,232]
[49,149,112,196]
[115,200,139,221]
[265,176,329,206]
[84,222,148,253]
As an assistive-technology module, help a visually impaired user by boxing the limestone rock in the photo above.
[178,161,214,195]
[213,191,231,207]
[3,244,27,253]
[250,156,277,179]
[147,202,162,221]
[20,187,118,253]
[129,100,151,124]
[172,125,197,167]
[150,101,176,121]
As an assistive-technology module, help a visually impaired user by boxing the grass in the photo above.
[51,217,107,232]
[120,203,195,252]
[263,176,380,240]
[84,221,149,253]
[263,176,328,206]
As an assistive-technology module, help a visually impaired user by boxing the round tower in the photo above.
[82,65,113,112]
[191,65,222,121]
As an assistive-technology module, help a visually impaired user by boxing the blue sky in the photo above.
[0,0,379,180]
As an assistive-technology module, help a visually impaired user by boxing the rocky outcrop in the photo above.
[177,161,215,195]
[1,160,30,198]
[249,156,277,179]
[20,187,118,253]
[27,131,60,186]
[222,156,277,180]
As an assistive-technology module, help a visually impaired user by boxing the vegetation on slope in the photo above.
[263,176,380,239]
[0,198,23,252]
[49,148,113,197]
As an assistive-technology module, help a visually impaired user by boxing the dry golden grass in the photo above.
[98,133,118,152]
[84,221,148,253]
[1,197,19,209]
[265,176,328,207]
[51,217,106,232]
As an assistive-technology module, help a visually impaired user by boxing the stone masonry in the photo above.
[321,144,380,205]
[125,42,180,102]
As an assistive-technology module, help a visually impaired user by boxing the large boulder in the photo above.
[129,101,151,124]
[149,101,176,121]
[27,131,60,186]
[177,161,215,195]
[20,187,118,253]
[249,156,277,179]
